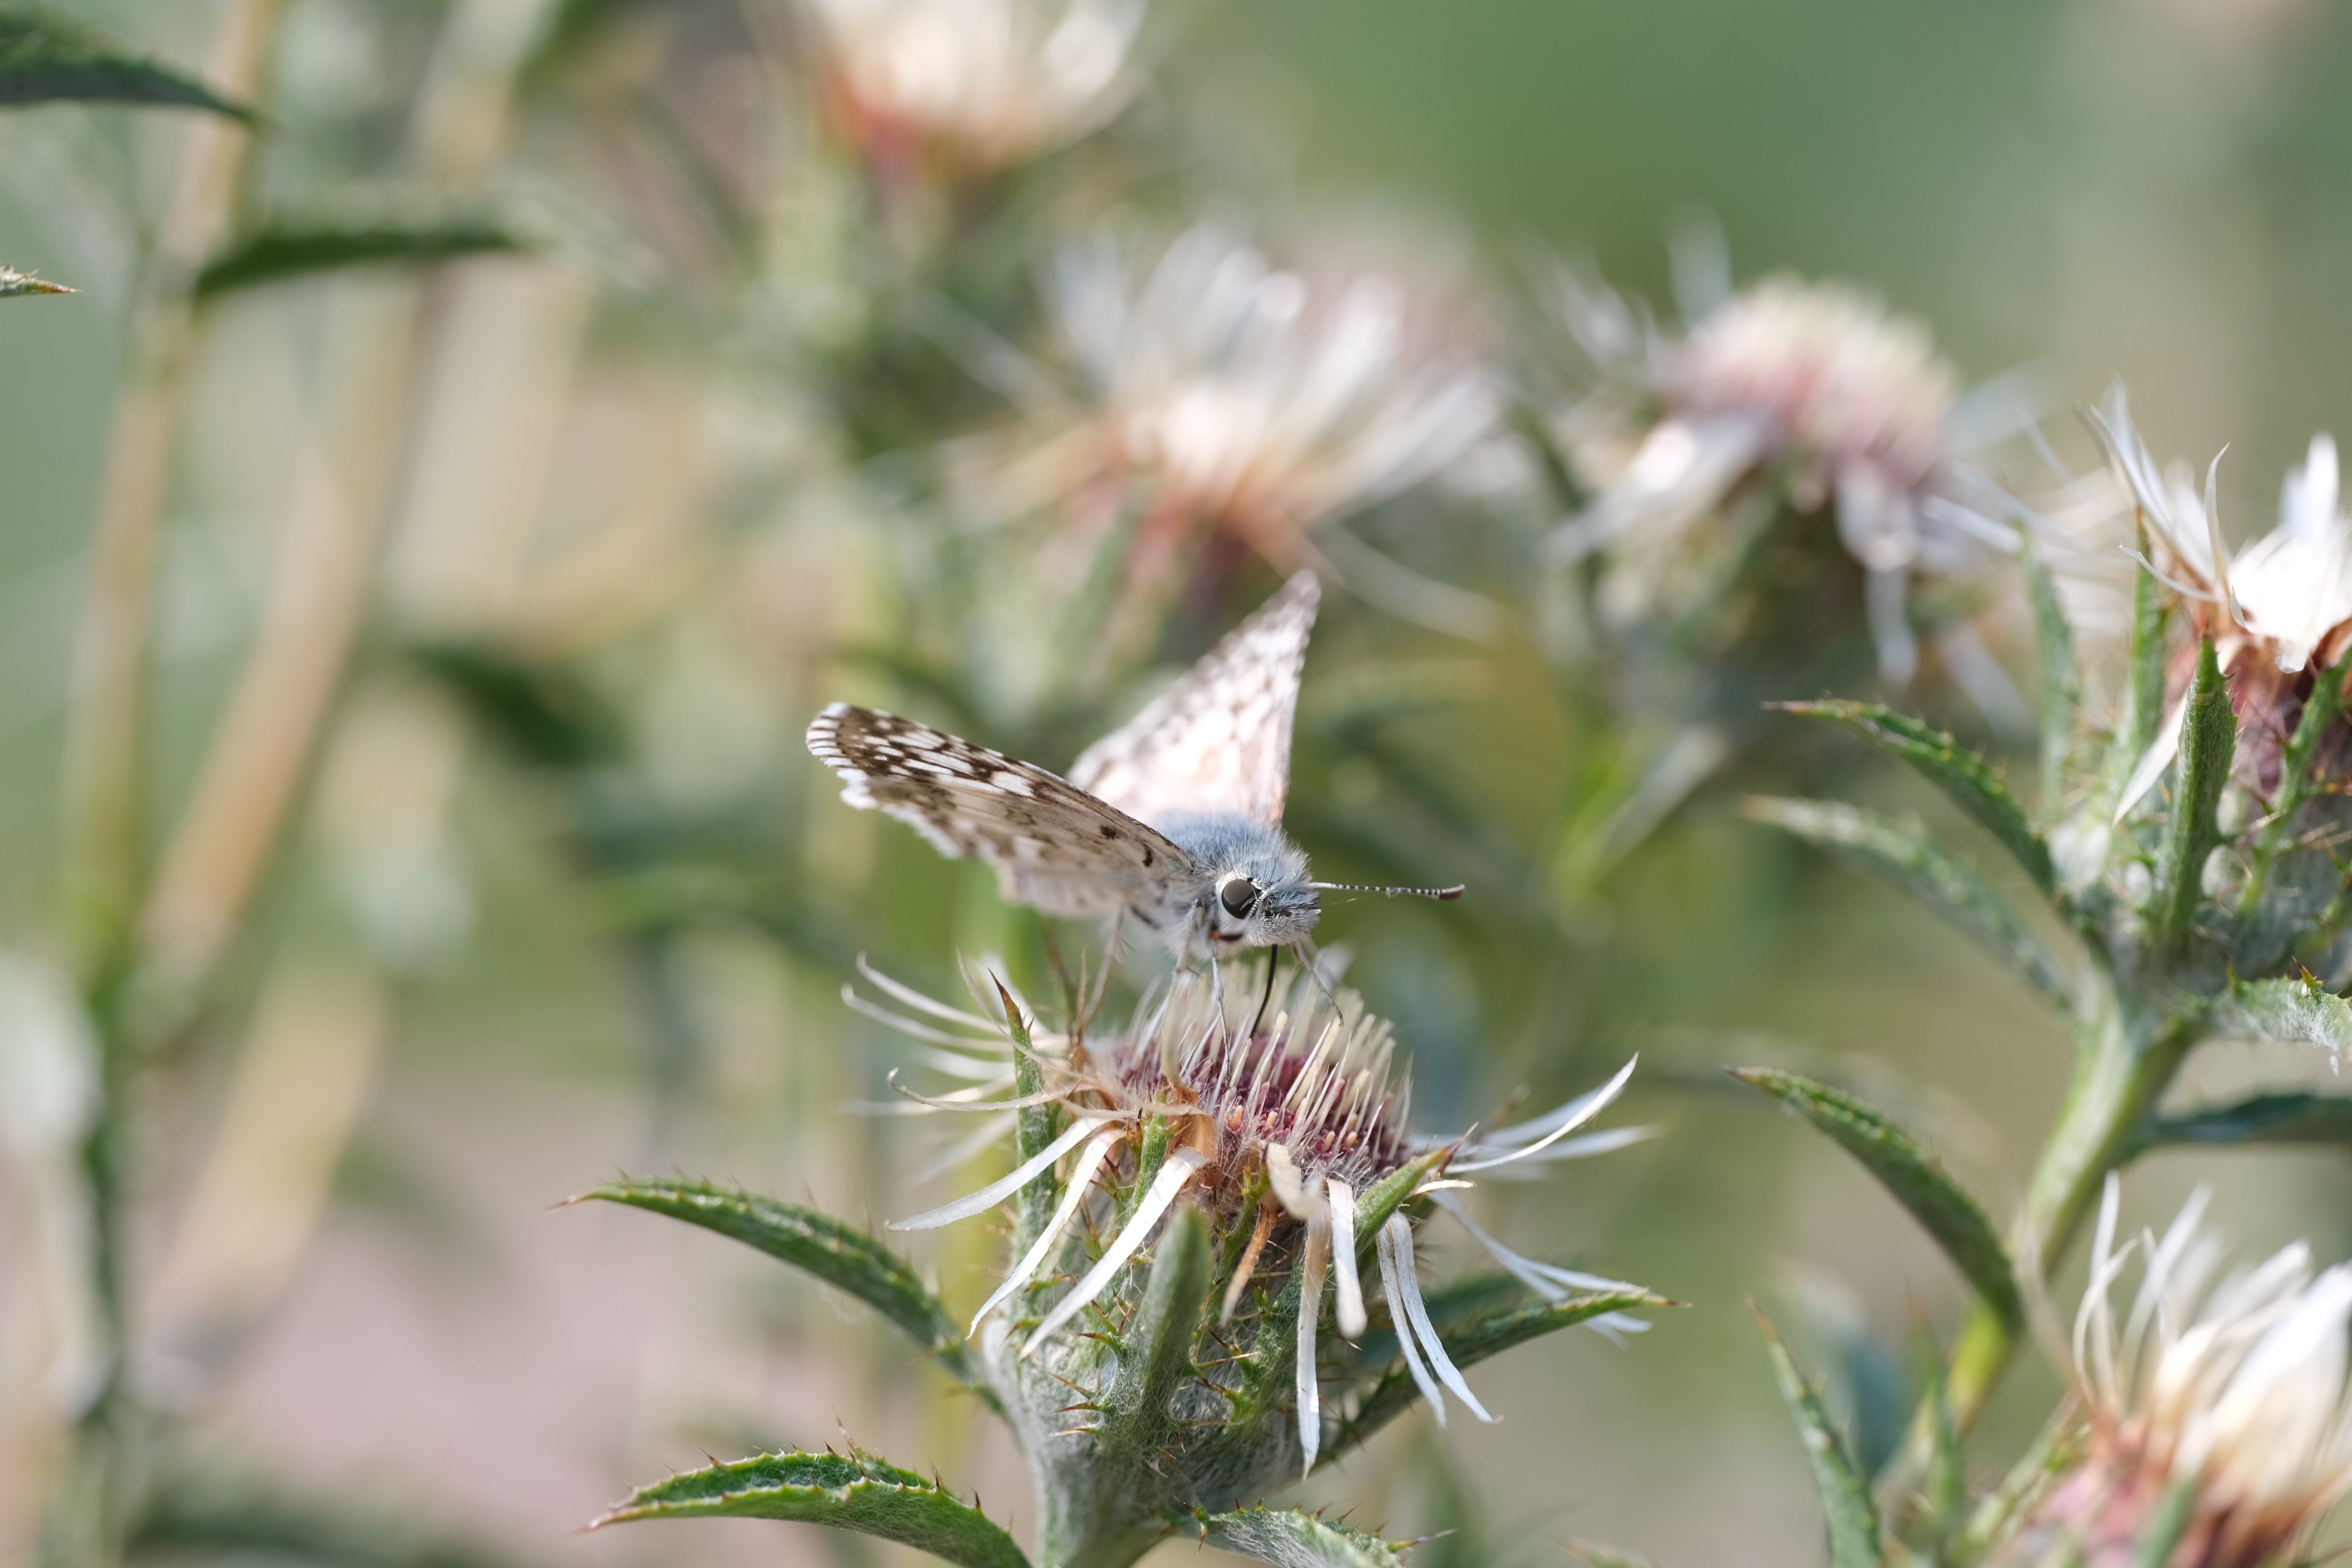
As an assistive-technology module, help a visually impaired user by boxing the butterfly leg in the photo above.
[1245,943,1279,1039]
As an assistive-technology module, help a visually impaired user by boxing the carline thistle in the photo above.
[859,950,1665,1562]
[806,572,1461,963]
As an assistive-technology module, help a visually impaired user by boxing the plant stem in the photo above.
[1894,976,2199,1489]
[43,12,285,1568]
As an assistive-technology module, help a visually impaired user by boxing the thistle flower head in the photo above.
[2001,1177,2352,1568]
[1558,268,2017,690]
[855,952,1654,1515]
[983,224,1495,568]
[799,0,1144,175]
[2089,388,2352,805]
[2090,389,2352,677]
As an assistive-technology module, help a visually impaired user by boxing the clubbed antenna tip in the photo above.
[1308,881,1466,901]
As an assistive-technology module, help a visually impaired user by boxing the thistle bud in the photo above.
[1994,1178,2352,1568]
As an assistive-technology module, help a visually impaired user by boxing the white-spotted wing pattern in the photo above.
[806,574,1344,960]
[1068,570,1320,829]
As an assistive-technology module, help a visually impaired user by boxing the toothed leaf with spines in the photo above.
[1775,701,2052,894]
[1733,1069,2022,1330]
[595,1449,1030,1568]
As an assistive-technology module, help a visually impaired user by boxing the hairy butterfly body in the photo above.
[807,573,1341,960]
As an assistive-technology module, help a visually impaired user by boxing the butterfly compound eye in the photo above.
[1219,876,1262,918]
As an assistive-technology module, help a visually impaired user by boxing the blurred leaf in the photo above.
[1338,1289,1671,1451]
[1755,1307,1884,1568]
[0,263,69,295]
[2108,529,2170,811]
[1774,1270,1911,1480]
[579,1179,994,1406]
[1174,1509,1404,1568]
[1957,1412,2082,1562]
[594,1449,1029,1568]
[1564,1544,1664,1568]
[196,217,530,299]
[1331,1272,1521,1378]
[2149,638,2234,958]
[1776,701,2052,894]
[2023,549,2076,818]
[0,10,256,116]
[1741,796,2072,1010]
[2132,1482,2198,1568]
[410,641,625,771]
[1732,1069,2022,1329]
[1557,726,1730,898]
[131,1476,529,1568]
[2142,1090,2352,1150]
[1913,1333,1964,1550]
[2205,973,2352,1059]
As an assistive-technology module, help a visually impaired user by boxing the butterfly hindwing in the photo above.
[807,704,1194,921]
[1068,570,1320,830]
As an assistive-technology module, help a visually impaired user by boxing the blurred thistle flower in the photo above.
[2089,388,2352,805]
[972,223,1496,584]
[1996,1176,2352,1568]
[858,952,1654,1487]
[798,0,1145,177]
[1554,262,2022,693]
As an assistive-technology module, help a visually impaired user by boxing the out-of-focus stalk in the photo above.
[44,10,285,1566]
[143,0,572,1378]
[60,0,284,996]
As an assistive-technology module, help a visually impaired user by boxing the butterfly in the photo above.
[806,571,1458,962]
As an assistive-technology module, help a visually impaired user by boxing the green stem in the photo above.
[1894,980,2199,1483]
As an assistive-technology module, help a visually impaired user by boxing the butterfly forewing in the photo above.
[807,704,1193,921]
[1068,570,1321,830]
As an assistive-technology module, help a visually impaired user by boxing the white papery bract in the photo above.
[1556,268,2019,688]
[988,224,1496,567]
[854,953,1650,1480]
[800,0,1144,174]
[2002,1177,2352,1568]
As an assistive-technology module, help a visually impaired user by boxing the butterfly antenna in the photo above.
[1308,881,1466,901]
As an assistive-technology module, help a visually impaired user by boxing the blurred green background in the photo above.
[6,1,2352,1566]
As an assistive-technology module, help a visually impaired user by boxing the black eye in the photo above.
[1219,878,1261,918]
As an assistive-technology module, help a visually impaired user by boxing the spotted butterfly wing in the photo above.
[806,703,1193,921]
[1068,570,1321,831]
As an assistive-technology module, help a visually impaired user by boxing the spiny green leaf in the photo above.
[2142,1091,2352,1151]
[578,1179,992,1406]
[1756,1307,1885,1568]
[1338,1289,1671,1452]
[197,216,530,298]
[1174,1507,1405,1568]
[2149,637,2235,957]
[595,1449,1028,1568]
[1732,1069,2021,1329]
[1741,796,2073,1010]
[0,264,69,296]
[0,10,256,116]
[1775,702,2052,892]
[2206,973,2352,1061]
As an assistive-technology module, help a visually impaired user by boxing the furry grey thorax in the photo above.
[1150,812,1319,959]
